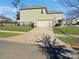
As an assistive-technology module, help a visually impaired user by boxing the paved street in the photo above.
[0,40,46,59]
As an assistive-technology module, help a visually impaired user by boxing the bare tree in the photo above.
[59,0,79,19]
[12,0,23,20]
[12,0,25,25]
[12,0,20,10]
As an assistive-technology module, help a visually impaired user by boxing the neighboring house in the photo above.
[62,19,67,26]
[68,18,79,25]
[17,6,63,27]
[0,16,6,21]
[62,17,79,26]
[75,18,79,25]
[62,19,75,26]
[0,16,12,22]
[0,16,12,25]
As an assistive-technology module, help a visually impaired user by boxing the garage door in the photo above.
[36,21,52,27]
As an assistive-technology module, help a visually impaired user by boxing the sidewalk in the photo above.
[55,34,79,38]
[0,30,25,34]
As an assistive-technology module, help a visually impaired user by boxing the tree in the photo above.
[37,34,77,59]
[59,0,79,19]
[12,0,20,10]
[12,0,21,20]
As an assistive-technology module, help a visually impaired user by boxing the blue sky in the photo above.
[0,0,67,19]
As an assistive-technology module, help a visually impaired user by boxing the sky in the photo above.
[0,0,67,19]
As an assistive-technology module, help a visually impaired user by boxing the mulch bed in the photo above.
[71,44,79,49]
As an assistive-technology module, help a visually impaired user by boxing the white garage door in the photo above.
[36,21,52,27]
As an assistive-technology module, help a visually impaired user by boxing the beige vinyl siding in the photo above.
[0,18,6,21]
[20,13,62,22]
[0,18,1,21]
[77,19,79,22]
[20,9,42,22]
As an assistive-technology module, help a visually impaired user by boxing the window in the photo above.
[41,9,43,14]
[17,11,20,20]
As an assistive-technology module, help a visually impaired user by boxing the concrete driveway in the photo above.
[8,27,65,45]
[0,40,46,59]
[8,28,55,44]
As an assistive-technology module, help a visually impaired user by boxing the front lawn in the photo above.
[57,37,79,44]
[0,32,19,38]
[54,26,79,35]
[0,25,32,32]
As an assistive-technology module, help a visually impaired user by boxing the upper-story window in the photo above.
[41,8,46,14]
[17,11,20,20]
[41,9,43,14]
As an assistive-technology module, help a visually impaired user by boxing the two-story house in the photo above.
[18,6,63,27]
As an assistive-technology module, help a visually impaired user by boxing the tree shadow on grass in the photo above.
[37,34,76,59]
[58,29,79,39]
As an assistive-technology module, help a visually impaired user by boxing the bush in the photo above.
[55,23,61,27]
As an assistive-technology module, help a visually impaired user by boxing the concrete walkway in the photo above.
[0,30,25,34]
[55,34,79,38]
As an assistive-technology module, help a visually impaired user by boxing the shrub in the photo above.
[55,23,61,27]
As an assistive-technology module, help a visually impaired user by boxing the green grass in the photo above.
[54,26,79,35]
[0,32,19,38]
[57,37,79,44]
[0,25,32,32]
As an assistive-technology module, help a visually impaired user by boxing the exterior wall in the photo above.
[71,17,79,24]
[0,18,6,21]
[0,18,3,21]
[71,20,76,24]
[76,19,79,22]
[20,9,42,22]
[62,20,66,26]
[19,9,62,22]
[76,18,79,24]
[0,18,1,21]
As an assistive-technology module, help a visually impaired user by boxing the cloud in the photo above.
[0,6,16,15]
